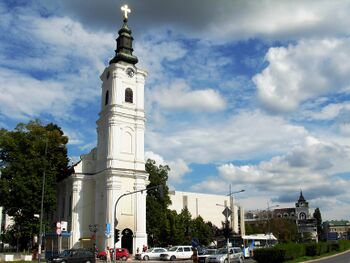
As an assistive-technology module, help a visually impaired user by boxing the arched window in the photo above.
[125,88,133,103]
[299,212,306,220]
[105,90,109,105]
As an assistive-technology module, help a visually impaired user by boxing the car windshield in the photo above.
[169,247,178,252]
[216,248,227,254]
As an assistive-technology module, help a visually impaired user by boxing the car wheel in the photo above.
[224,259,228,263]
[143,255,149,261]
[170,256,176,261]
[122,256,127,261]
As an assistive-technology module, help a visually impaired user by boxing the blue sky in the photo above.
[1,0,350,220]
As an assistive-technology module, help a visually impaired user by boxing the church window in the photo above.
[125,88,133,103]
[105,90,109,105]
[299,212,306,220]
[68,195,72,217]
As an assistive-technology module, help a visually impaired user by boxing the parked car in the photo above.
[159,245,193,261]
[97,248,129,261]
[47,248,95,263]
[135,247,168,260]
[198,249,217,263]
[207,247,244,263]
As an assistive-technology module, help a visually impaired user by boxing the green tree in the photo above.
[271,218,298,243]
[191,216,214,246]
[313,208,322,239]
[145,159,171,247]
[145,159,216,247]
[0,120,69,250]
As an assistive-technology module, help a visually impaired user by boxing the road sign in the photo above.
[105,223,111,235]
[222,207,232,218]
[61,221,67,231]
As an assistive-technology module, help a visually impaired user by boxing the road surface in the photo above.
[306,250,350,263]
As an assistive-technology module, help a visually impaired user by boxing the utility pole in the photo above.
[113,185,162,263]
[38,138,48,263]
[267,202,279,247]
[228,186,244,235]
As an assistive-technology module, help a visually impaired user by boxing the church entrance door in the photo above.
[121,228,133,254]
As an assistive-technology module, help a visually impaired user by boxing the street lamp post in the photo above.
[267,202,279,247]
[228,186,245,235]
[216,203,231,263]
[216,187,244,263]
[38,138,48,263]
[113,185,162,263]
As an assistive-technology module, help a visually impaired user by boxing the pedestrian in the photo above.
[106,246,111,263]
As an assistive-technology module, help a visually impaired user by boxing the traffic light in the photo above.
[115,228,120,244]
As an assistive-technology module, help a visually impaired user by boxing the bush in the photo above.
[339,240,350,251]
[253,240,350,262]
[305,243,318,256]
[253,248,285,263]
[276,243,305,260]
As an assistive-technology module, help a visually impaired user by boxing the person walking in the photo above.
[106,246,111,263]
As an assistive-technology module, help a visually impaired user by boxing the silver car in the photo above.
[207,247,244,263]
[135,247,168,261]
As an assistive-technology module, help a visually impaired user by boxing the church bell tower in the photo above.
[95,5,148,253]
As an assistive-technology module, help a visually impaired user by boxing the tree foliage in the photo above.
[313,208,322,239]
[271,218,299,243]
[0,120,69,250]
[145,159,215,247]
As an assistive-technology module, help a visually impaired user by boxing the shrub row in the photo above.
[253,240,350,263]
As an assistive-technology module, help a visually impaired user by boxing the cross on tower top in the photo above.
[121,4,131,20]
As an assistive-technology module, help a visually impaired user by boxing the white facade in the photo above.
[169,191,245,235]
[56,16,149,254]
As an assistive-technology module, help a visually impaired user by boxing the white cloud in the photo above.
[0,10,113,121]
[191,136,350,219]
[145,151,191,186]
[147,110,307,163]
[254,38,350,113]
[305,102,350,121]
[0,68,68,119]
[151,80,226,112]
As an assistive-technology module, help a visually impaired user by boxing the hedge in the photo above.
[253,240,350,263]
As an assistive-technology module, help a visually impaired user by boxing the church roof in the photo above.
[109,15,138,65]
[298,190,306,202]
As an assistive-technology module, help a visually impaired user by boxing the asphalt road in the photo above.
[306,250,350,263]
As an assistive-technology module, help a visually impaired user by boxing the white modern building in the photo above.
[169,191,245,236]
[56,7,148,254]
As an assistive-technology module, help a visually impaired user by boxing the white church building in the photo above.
[56,6,148,254]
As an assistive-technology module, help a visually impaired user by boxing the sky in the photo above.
[0,0,350,221]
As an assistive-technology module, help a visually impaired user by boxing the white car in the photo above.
[159,245,193,261]
[135,247,168,261]
[207,247,244,263]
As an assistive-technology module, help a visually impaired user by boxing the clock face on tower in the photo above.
[126,68,135,78]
